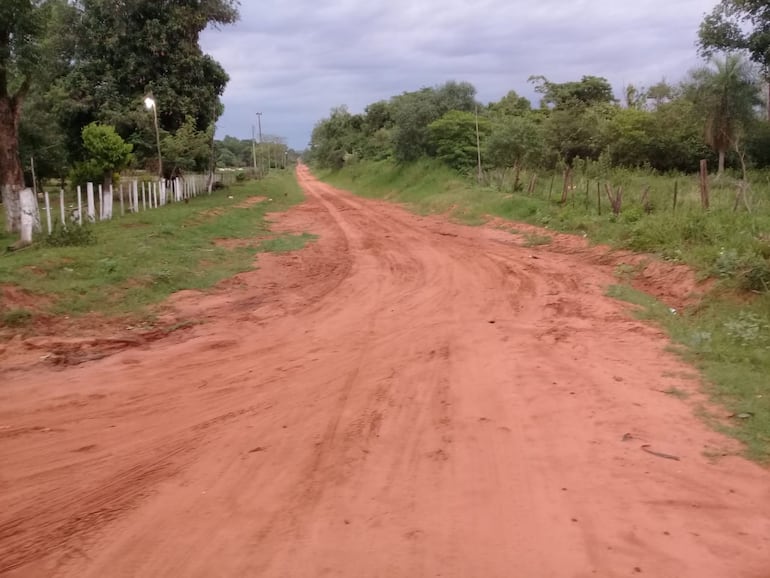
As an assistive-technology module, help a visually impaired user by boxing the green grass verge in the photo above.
[321,159,770,462]
[0,170,310,320]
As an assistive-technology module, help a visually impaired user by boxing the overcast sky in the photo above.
[201,0,716,150]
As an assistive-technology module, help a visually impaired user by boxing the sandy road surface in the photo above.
[1,166,769,577]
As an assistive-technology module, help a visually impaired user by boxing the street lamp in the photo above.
[144,96,163,181]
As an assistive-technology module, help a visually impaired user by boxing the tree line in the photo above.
[308,1,770,179]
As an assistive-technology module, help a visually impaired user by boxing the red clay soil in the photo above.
[1,165,769,578]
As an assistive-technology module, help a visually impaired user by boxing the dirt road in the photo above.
[1,166,769,577]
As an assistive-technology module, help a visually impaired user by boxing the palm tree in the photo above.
[689,54,761,175]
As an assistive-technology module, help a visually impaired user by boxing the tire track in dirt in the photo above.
[1,165,769,577]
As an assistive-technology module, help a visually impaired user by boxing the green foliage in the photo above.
[390,81,477,162]
[0,309,33,328]
[161,116,211,174]
[529,75,616,109]
[687,54,761,171]
[698,1,770,77]
[74,122,134,186]
[44,220,96,247]
[427,110,488,172]
[484,116,543,169]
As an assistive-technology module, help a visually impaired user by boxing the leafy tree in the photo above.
[427,110,489,172]
[75,122,134,188]
[488,90,532,117]
[1,0,56,232]
[484,116,543,169]
[688,53,760,174]
[161,116,211,175]
[646,80,676,109]
[390,81,478,162]
[698,0,770,117]
[309,106,362,169]
[542,103,616,165]
[60,0,238,163]
[529,75,616,109]
[218,135,252,167]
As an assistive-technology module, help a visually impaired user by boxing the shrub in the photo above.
[44,220,96,247]
[1,309,33,328]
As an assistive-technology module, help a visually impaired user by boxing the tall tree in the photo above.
[688,53,760,174]
[62,0,238,169]
[427,110,489,172]
[0,0,48,232]
[528,75,616,109]
[698,0,770,118]
[390,81,477,162]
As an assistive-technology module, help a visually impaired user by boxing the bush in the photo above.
[44,220,96,247]
[0,309,33,328]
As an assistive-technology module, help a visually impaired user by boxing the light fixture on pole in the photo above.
[144,95,163,181]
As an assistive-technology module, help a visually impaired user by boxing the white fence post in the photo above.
[103,185,113,220]
[77,186,83,224]
[59,189,65,224]
[44,190,52,234]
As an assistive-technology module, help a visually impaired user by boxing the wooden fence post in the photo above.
[699,160,710,209]
[673,181,678,212]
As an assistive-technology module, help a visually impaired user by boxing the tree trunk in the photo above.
[0,94,25,233]
[19,188,40,246]
[766,79,770,122]
[718,150,726,176]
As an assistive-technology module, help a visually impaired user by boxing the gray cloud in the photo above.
[201,0,716,149]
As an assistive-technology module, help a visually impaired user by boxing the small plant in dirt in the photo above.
[523,232,552,247]
[1,309,33,328]
[44,221,96,247]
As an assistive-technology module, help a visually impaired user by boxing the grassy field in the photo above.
[322,159,770,462]
[0,170,309,324]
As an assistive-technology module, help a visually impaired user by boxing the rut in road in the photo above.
[1,165,769,578]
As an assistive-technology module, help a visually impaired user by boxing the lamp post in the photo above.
[144,96,163,181]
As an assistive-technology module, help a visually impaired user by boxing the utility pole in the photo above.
[256,112,263,175]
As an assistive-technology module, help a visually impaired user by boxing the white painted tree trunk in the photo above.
[19,188,40,245]
[2,184,21,233]
[59,189,65,224]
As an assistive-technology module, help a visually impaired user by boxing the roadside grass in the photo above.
[322,160,770,462]
[0,171,308,322]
